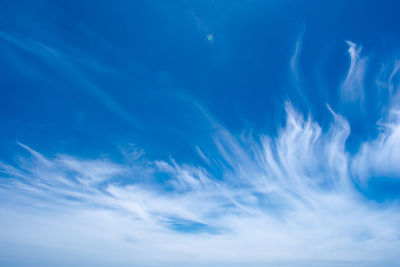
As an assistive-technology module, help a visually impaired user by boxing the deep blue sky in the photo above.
[1,0,400,161]
[1,1,400,266]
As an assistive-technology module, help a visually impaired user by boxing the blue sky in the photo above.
[1,0,400,266]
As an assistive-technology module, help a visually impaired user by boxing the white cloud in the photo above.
[341,41,368,103]
[353,107,400,181]
[1,101,400,266]
[1,32,400,266]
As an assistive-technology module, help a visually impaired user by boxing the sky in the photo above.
[1,0,400,266]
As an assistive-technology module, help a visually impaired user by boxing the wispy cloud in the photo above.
[1,98,400,266]
[341,41,368,103]
[0,30,140,128]
[353,106,400,182]
[376,59,400,96]
[290,26,305,83]
[2,25,400,265]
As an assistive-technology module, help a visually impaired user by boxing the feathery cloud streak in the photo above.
[1,106,400,266]
[0,30,140,128]
[1,38,400,266]
[341,41,368,103]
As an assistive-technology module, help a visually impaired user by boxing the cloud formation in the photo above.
[341,41,368,103]
[0,30,140,128]
[1,26,400,266]
[1,96,400,266]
